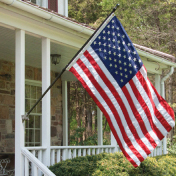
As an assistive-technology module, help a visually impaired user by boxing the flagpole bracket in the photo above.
[22,114,29,122]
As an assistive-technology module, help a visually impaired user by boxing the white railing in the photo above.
[148,142,162,157]
[50,145,119,166]
[21,147,55,176]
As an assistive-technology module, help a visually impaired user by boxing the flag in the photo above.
[66,14,175,167]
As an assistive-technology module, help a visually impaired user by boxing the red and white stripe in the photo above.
[67,46,175,167]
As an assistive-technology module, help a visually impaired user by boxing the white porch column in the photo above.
[97,107,103,146]
[42,37,51,166]
[62,80,68,160]
[15,29,25,176]
[155,74,161,95]
[62,80,68,146]
[111,132,118,152]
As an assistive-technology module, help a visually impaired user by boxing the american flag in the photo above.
[66,14,175,167]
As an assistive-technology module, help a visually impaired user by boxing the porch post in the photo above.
[62,80,68,160]
[97,107,103,145]
[15,29,25,176]
[62,80,68,146]
[42,37,51,166]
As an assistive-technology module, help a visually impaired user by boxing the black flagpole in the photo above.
[22,4,120,121]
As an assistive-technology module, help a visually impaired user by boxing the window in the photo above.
[48,0,58,12]
[25,80,42,146]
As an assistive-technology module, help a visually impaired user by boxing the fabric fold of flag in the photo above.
[66,13,175,167]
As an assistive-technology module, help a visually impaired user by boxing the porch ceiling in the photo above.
[0,24,78,74]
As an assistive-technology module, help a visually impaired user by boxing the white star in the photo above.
[125,75,128,78]
[103,30,106,34]
[108,51,111,54]
[108,38,111,41]
[117,27,120,30]
[118,54,121,57]
[128,57,131,60]
[113,52,116,56]
[118,40,120,44]
[110,64,112,67]
[113,39,115,42]
[113,32,115,36]
[94,41,96,44]
[98,36,101,39]
[120,67,122,70]
[115,71,118,74]
[129,63,132,67]
[119,60,122,64]
[123,48,126,52]
[113,46,116,49]
[128,50,131,53]
[118,33,120,36]
[123,55,126,59]
[103,43,106,46]
[115,64,117,68]
[114,59,117,62]
[109,57,112,60]
[128,43,131,46]
[99,48,101,51]
[124,62,127,65]
[108,31,110,34]
[99,42,101,45]
[124,69,127,72]
[104,49,106,52]
[103,36,106,40]
[122,41,125,45]
[112,26,114,29]
[129,70,132,74]
[134,65,137,69]
[139,59,142,63]
[120,73,123,76]
[118,47,121,50]
[104,56,107,60]
[112,20,115,23]
[133,51,136,54]
[108,44,111,47]
[107,25,110,28]
[133,58,137,61]
[120,79,123,82]
[122,35,125,38]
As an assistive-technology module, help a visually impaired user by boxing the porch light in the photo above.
[50,54,61,65]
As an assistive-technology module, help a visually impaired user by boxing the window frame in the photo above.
[25,79,42,147]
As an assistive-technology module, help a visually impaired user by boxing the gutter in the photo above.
[137,49,176,67]
[0,0,94,36]
[160,66,174,155]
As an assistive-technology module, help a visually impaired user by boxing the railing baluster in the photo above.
[92,148,95,155]
[51,149,55,165]
[87,149,91,155]
[25,157,29,176]
[38,150,42,176]
[63,149,67,161]
[96,148,99,155]
[57,149,60,163]
[83,149,86,156]
[78,149,81,156]
[33,165,38,176]
[105,148,108,153]
[68,149,72,159]
[73,149,77,158]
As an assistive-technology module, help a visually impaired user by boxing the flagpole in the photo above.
[22,4,120,121]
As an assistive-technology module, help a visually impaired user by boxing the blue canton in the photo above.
[90,16,143,88]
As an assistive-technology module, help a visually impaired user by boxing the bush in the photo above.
[49,152,176,176]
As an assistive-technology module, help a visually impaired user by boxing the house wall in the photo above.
[0,59,63,154]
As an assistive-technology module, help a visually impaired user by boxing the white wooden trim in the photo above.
[62,80,68,146]
[42,37,51,167]
[15,29,25,176]
[97,107,103,146]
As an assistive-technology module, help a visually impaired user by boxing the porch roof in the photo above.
[0,0,176,80]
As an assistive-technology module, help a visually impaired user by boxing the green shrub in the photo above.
[49,152,176,176]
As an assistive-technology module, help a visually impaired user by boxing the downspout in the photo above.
[161,66,174,154]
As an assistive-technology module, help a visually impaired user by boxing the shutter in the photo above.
[48,0,58,12]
